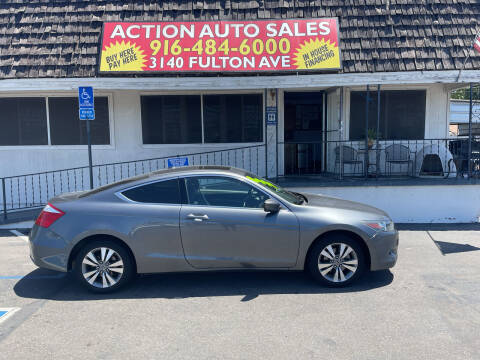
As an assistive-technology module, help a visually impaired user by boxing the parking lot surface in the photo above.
[0,227,479,360]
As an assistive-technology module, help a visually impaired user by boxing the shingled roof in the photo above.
[0,0,479,79]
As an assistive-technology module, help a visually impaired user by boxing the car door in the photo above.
[179,175,299,269]
[116,177,188,273]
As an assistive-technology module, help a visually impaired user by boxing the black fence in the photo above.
[1,144,265,219]
[4,136,480,219]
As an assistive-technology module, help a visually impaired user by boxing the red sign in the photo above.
[99,19,341,73]
[474,32,480,54]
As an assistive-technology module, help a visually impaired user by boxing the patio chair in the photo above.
[385,144,413,176]
[334,145,364,176]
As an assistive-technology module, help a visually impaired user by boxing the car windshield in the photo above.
[244,174,305,205]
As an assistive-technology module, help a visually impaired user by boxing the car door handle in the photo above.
[186,214,209,221]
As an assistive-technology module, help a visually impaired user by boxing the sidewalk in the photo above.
[0,208,41,226]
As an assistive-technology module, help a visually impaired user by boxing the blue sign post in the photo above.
[78,86,95,189]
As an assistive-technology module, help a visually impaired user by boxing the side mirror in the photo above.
[263,198,280,213]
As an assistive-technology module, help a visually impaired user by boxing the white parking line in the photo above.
[0,308,20,324]
[9,230,29,243]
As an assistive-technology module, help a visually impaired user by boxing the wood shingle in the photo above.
[0,0,479,79]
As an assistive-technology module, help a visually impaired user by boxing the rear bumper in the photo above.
[368,230,399,271]
[29,225,69,272]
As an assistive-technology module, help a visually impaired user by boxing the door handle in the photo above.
[186,214,209,221]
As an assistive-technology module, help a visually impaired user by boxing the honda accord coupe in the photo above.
[29,166,398,293]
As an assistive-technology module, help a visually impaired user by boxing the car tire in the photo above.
[74,239,135,293]
[306,233,366,287]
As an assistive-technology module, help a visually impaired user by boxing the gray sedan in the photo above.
[29,166,398,293]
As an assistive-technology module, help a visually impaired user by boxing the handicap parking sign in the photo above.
[79,108,95,120]
[78,86,95,120]
[167,157,189,168]
[78,86,94,108]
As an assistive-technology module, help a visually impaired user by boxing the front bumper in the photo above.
[29,225,69,272]
[368,230,399,271]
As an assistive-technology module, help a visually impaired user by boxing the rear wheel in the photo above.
[74,240,135,293]
[307,234,366,287]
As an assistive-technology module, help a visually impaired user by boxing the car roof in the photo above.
[78,166,251,198]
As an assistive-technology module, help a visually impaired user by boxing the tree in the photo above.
[451,87,480,100]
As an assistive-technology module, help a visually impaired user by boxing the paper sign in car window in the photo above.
[246,176,279,190]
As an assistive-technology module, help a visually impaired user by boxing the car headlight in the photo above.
[364,220,395,232]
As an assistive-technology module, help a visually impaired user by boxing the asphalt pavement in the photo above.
[0,227,479,359]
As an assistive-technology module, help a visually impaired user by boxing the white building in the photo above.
[1,1,480,223]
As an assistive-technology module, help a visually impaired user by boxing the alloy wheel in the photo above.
[317,243,359,283]
[81,247,124,288]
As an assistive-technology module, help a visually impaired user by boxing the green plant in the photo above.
[367,129,381,149]
[367,128,380,141]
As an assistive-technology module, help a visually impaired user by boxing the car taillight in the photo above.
[35,203,65,228]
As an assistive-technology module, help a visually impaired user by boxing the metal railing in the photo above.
[1,144,265,218]
[3,137,480,218]
[280,138,480,178]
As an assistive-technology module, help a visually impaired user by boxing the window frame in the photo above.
[180,174,278,210]
[0,92,115,150]
[115,176,182,205]
[139,90,265,149]
[345,86,430,141]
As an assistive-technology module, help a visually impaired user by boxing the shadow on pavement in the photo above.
[434,240,480,255]
[14,268,394,302]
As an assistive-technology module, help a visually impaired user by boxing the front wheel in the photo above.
[306,234,366,287]
[74,240,135,293]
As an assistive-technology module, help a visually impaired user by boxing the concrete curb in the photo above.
[0,208,41,226]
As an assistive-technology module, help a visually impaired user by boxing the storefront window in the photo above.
[141,95,202,144]
[349,90,426,140]
[49,97,110,145]
[141,94,263,144]
[203,94,263,143]
[0,98,48,145]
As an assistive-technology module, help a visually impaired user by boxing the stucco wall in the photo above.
[287,184,480,223]
[0,90,266,178]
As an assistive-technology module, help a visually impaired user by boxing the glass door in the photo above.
[284,92,324,175]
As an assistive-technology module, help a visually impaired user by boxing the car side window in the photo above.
[183,176,269,208]
[121,178,180,204]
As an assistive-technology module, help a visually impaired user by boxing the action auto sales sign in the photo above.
[99,19,341,73]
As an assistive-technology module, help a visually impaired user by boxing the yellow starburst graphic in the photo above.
[100,41,147,72]
[293,38,340,70]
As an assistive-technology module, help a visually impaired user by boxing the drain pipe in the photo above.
[2,179,6,221]
[339,87,344,180]
[469,82,473,178]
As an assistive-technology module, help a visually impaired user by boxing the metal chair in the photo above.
[334,145,364,176]
[385,144,413,176]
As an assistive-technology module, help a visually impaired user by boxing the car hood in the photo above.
[302,193,389,218]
